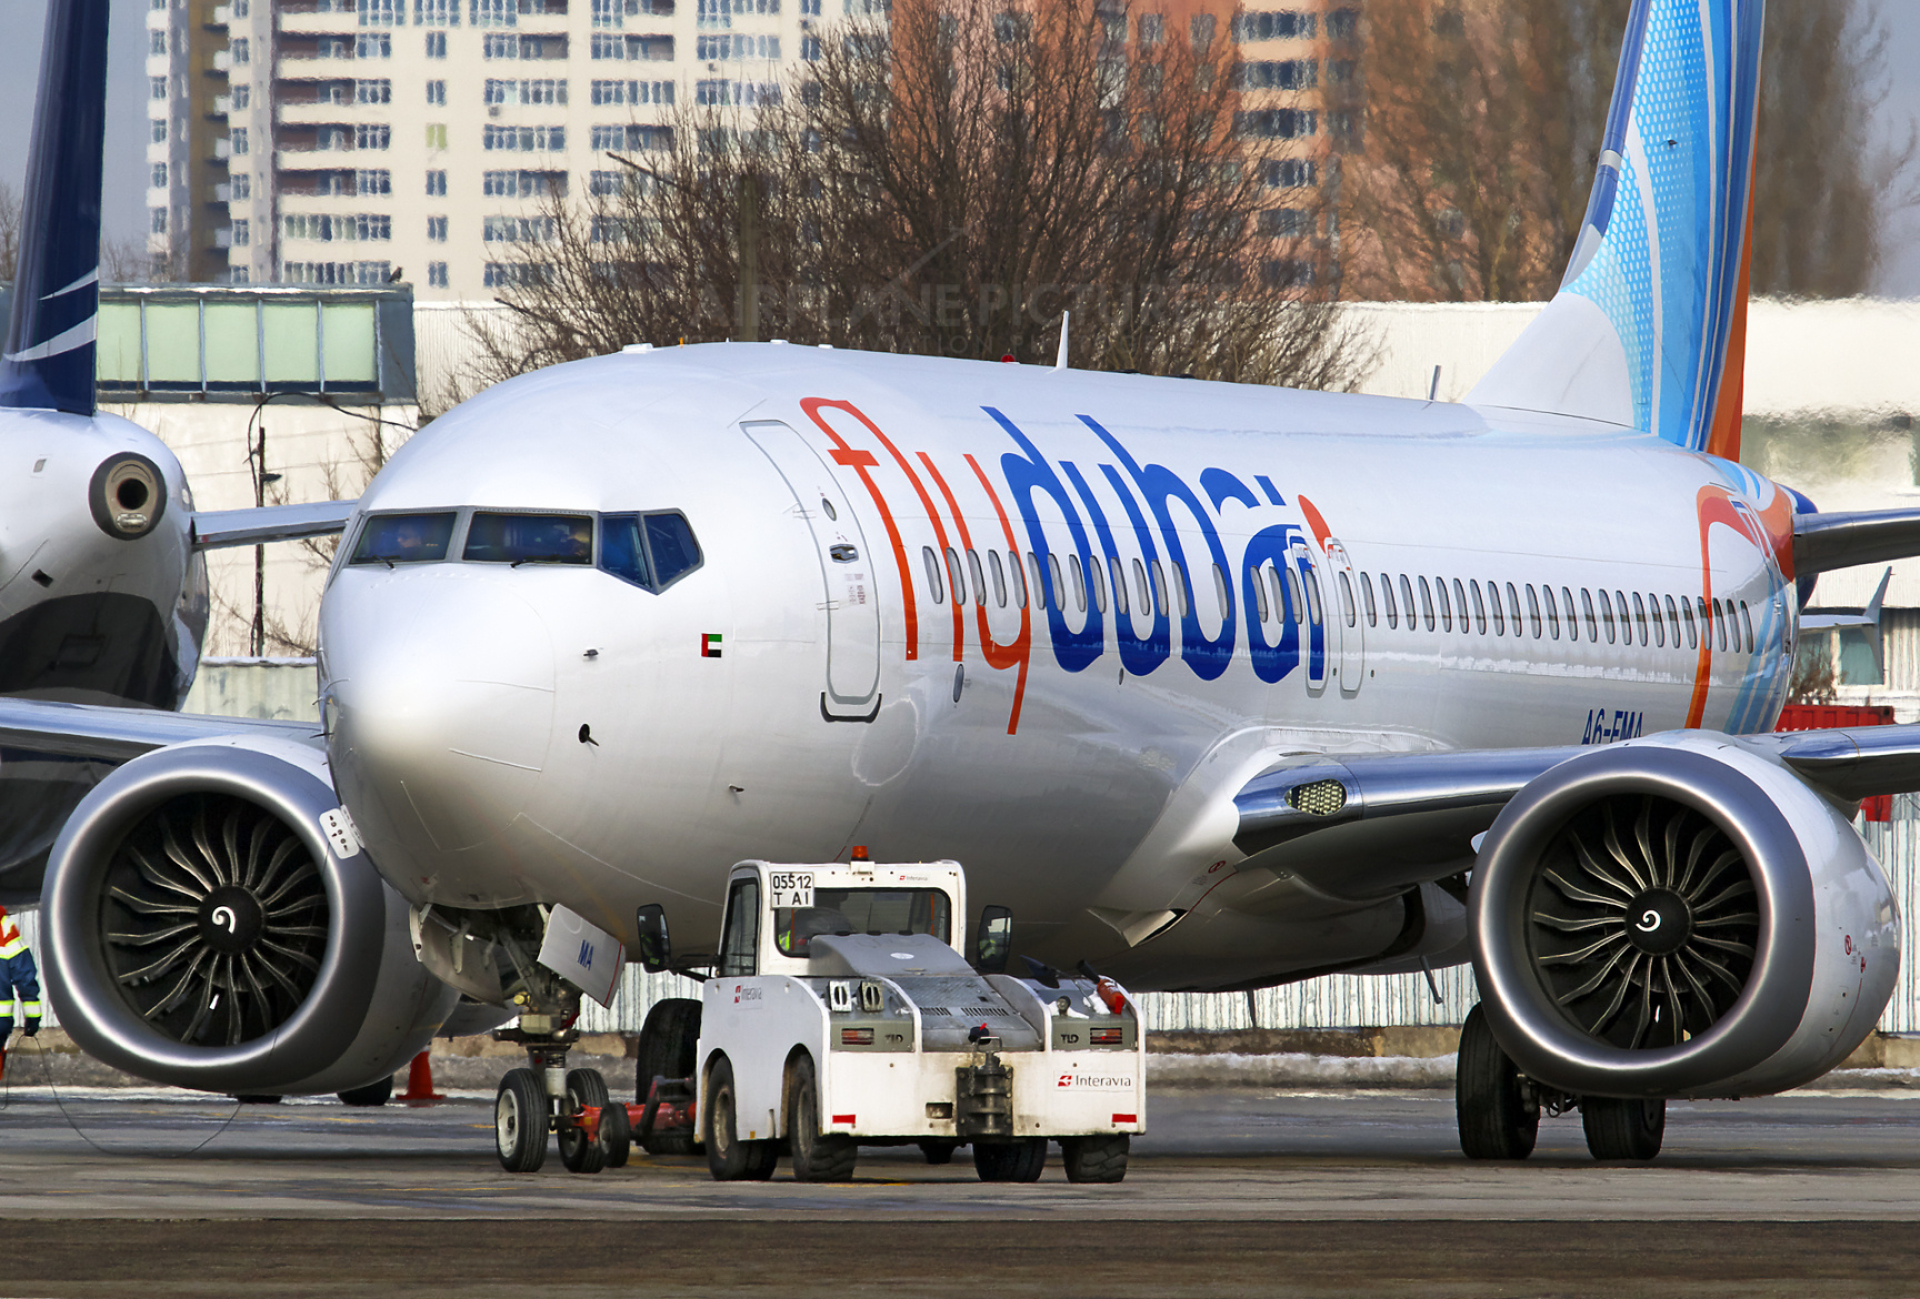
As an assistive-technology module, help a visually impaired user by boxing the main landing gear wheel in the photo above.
[636,998,702,1156]
[495,1067,549,1173]
[1582,1096,1665,1161]
[704,1056,776,1182]
[1456,1004,1538,1161]
[1060,1134,1130,1183]
[337,1074,393,1107]
[559,1068,611,1174]
[974,1138,1047,1183]
[788,1054,857,1182]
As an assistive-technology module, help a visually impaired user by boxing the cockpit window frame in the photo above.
[331,505,704,596]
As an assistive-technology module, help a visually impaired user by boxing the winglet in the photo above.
[0,0,108,417]
[1054,311,1070,372]
[1468,0,1764,452]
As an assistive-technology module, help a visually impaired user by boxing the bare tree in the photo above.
[474,0,1363,389]
[1339,0,1911,302]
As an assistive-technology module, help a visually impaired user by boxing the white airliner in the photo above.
[18,0,1920,1162]
[0,0,356,908]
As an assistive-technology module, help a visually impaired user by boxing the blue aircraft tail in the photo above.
[0,0,109,417]
[1468,0,1763,456]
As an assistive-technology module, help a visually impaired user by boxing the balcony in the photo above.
[210,4,235,25]
[212,50,231,71]
[214,227,235,248]
[275,11,359,34]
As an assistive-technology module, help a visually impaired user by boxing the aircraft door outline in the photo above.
[743,420,882,720]
[1323,538,1365,697]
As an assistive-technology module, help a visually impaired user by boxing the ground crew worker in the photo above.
[0,905,41,1080]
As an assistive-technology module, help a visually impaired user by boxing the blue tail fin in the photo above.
[1467,0,1764,453]
[0,0,109,417]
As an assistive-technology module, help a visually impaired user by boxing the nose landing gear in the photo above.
[492,1024,636,1174]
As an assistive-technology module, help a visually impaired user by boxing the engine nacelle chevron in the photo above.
[42,735,457,1096]
[1471,734,1898,1100]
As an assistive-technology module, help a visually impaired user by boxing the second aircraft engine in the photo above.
[1471,732,1898,1100]
[42,734,458,1095]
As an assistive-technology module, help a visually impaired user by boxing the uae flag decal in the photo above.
[701,633,724,659]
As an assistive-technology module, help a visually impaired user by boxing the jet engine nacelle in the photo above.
[43,735,458,1095]
[1472,733,1898,1100]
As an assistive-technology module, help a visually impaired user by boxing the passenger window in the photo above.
[1739,601,1753,652]
[1287,567,1305,623]
[1251,565,1270,622]
[351,511,456,565]
[1109,558,1129,615]
[946,547,967,604]
[923,546,945,603]
[1398,575,1415,630]
[1027,553,1045,609]
[1381,572,1398,628]
[1504,584,1520,636]
[1050,554,1067,611]
[1526,584,1542,638]
[1009,551,1027,608]
[1213,563,1229,619]
[1452,580,1467,633]
[1713,598,1728,650]
[1268,568,1288,623]
[1151,560,1168,615]
[1598,589,1615,643]
[989,551,1008,607]
[1360,572,1377,627]
[1664,595,1680,646]
[1543,584,1559,639]
[1089,555,1107,614]
[1646,594,1663,647]
[1068,554,1087,612]
[1581,588,1598,641]
[645,513,702,586]
[1616,591,1632,645]
[1173,563,1191,618]
[1417,576,1435,630]
[967,549,987,607]
[1337,570,1355,627]
[717,877,760,978]
[1470,581,1488,634]
[1435,577,1451,633]
[1132,558,1149,612]
[1302,565,1321,625]
[1631,593,1647,646]
[1682,596,1698,648]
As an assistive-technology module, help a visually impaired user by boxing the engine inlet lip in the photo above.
[42,743,386,1091]
[1471,745,1816,1097]
[88,452,168,541]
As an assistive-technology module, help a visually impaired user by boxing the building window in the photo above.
[592,0,621,26]
[1190,13,1215,47]
[484,124,565,150]
[427,215,448,240]
[1231,11,1316,42]
[1235,108,1317,139]
[474,0,517,25]
[428,261,449,287]
[232,219,251,246]
[150,117,168,144]
[150,206,167,234]
[356,78,392,103]
[415,0,461,26]
[355,123,392,149]
[426,31,448,56]
[483,214,557,242]
[356,168,392,194]
[426,123,448,148]
[232,173,251,199]
[800,34,820,60]
[427,78,447,103]
[150,75,167,100]
[231,38,250,62]
[484,261,551,287]
[485,77,568,104]
[233,84,251,108]
[359,0,403,25]
[1265,158,1316,188]
[231,127,249,154]
[151,163,168,189]
[696,33,780,59]
[356,32,392,56]
[150,29,167,54]
[1235,59,1317,90]
[426,169,448,194]
[229,267,250,284]
[1260,207,1308,237]
[1326,7,1358,40]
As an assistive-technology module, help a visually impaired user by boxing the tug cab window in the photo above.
[774,887,953,958]
[465,512,593,564]
[600,511,703,591]
[350,512,456,564]
[717,877,760,977]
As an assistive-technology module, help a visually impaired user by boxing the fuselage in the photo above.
[318,344,1798,989]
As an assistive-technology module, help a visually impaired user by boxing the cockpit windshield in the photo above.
[464,513,594,565]
[349,512,456,565]
[774,888,953,957]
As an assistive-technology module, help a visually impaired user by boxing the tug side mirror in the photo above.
[635,904,671,974]
[972,905,1013,974]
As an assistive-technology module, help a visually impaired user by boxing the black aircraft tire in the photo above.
[918,1140,959,1165]
[337,1074,393,1107]
[1582,1096,1666,1161]
[559,1069,610,1174]
[974,1137,1047,1183]
[1455,1004,1539,1161]
[1061,1134,1130,1183]
[495,1068,548,1173]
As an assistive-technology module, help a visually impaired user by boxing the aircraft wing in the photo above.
[192,500,359,551]
[0,698,322,761]
[1232,726,1920,902]
[1794,509,1920,577]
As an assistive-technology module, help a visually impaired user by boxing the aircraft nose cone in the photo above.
[323,570,555,883]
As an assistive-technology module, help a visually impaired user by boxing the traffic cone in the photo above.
[399,1049,443,1104]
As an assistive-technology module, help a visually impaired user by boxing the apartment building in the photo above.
[151,0,1349,297]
